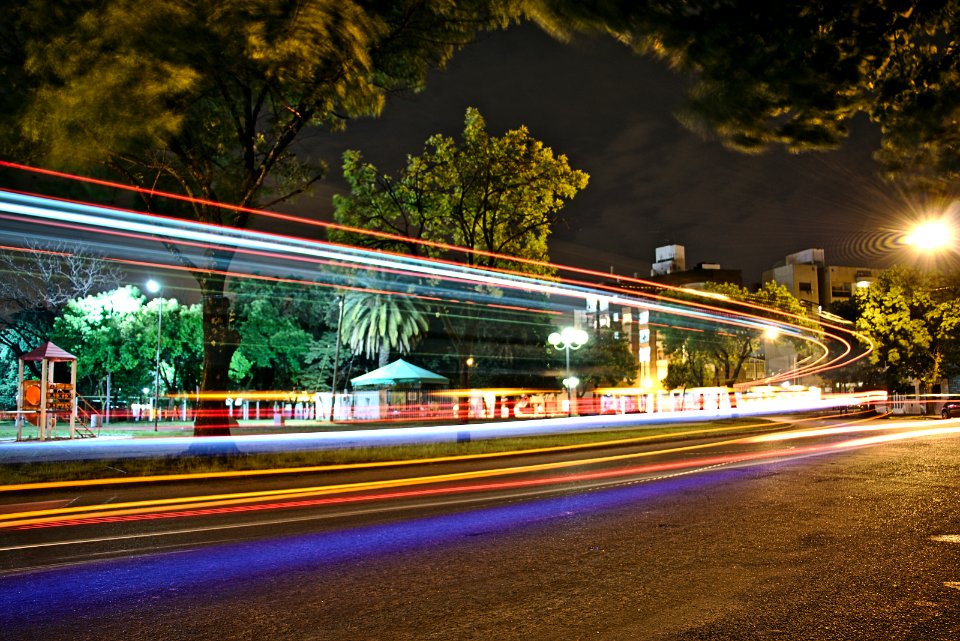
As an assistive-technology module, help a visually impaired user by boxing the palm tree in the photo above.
[342,289,429,367]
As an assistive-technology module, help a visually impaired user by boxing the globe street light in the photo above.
[145,279,162,431]
[548,326,589,416]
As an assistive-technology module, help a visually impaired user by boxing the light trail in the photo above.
[0,433,797,528]
[0,415,808,493]
[3,416,954,531]
[0,394,885,465]
[0,160,876,385]
[0,161,881,352]
[0,188,864,386]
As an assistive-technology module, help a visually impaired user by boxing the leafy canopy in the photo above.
[50,286,203,397]
[659,281,810,388]
[333,107,589,274]
[854,265,960,391]
[562,328,638,390]
[529,0,960,190]
[2,1,521,425]
[342,287,429,367]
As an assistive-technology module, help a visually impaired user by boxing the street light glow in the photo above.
[549,326,589,417]
[549,327,589,350]
[903,220,954,251]
[145,279,161,294]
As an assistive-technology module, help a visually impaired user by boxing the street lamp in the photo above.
[145,279,162,431]
[903,220,954,252]
[548,326,589,416]
[329,294,344,422]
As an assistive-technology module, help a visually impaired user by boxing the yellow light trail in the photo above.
[3,415,951,530]
[0,431,801,528]
[0,416,822,494]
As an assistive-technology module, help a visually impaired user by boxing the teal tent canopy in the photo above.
[350,358,449,389]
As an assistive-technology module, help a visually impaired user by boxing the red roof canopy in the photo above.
[20,341,76,362]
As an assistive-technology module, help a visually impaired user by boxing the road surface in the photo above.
[1,415,958,640]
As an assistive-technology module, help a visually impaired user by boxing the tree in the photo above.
[333,107,589,273]
[229,279,344,391]
[50,286,203,399]
[3,1,517,433]
[854,265,960,393]
[342,287,429,368]
[659,282,811,388]
[333,107,589,388]
[529,1,960,190]
[816,297,891,393]
[0,243,121,371]
[564,328,637,390]
[230,294,312,391]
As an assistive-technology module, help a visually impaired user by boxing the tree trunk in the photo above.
[193,281,240,437]
[378,341,390,368]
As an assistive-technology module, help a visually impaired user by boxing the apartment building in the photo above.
[762,248,881,311]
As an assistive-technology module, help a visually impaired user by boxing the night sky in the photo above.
[285,23,916,286]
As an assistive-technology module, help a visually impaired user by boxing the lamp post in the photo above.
[329,294,344,422]
[548,326,589,416]
[146,279,162,431]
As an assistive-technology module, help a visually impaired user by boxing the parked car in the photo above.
[941,401,960,419]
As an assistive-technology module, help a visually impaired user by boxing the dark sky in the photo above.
[284,23,910,285]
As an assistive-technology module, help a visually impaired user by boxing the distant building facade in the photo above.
[651,244,686,276]
[762,248,881,311]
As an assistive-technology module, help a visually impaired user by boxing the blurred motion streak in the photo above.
[4,417,956,532]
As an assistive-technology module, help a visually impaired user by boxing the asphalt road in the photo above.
[2,418,959,640]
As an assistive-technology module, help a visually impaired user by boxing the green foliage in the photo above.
[297,332,347,391]
[530,1,960,190]
[854,265,960,391]
[342,287,429,367]
[229,279,345,390]
[2,1,519,412]
[232,297,312,388]
[332,107,588,386]
[659,281,810,388]
[332,107,589,273]
[818,297,897,393]
[564,328,637,389]
[50,286,203,397]
[6,2,518,213]
[0,345,20,409]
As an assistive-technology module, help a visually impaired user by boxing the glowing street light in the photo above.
[548,326,589,416]
[145,279,163,431]
[903,220,955,253]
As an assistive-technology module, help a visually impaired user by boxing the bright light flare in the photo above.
[903,220,954,251]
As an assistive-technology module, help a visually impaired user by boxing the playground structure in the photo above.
[15,341,96,441]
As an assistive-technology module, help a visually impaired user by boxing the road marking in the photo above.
[944,582,960,590]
